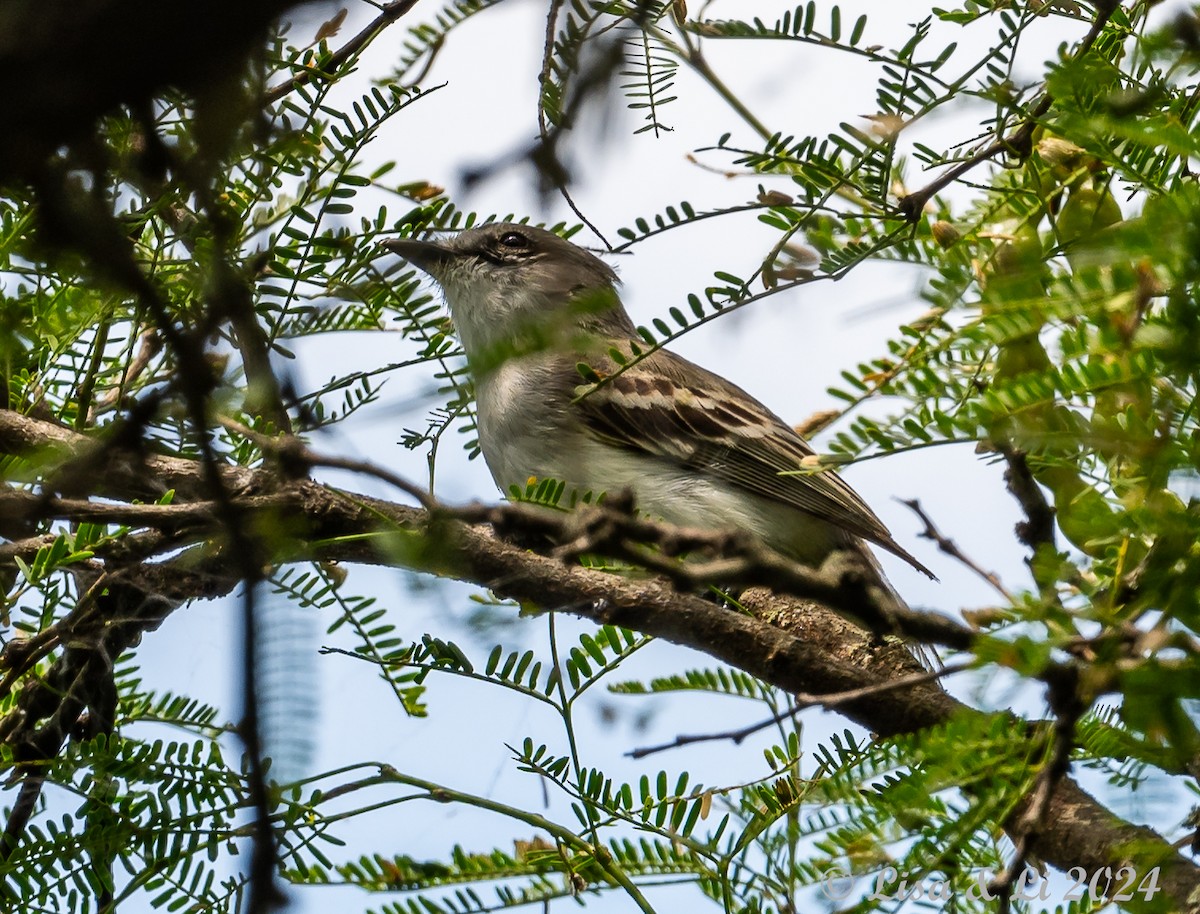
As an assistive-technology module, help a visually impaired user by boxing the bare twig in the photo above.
[792,659,975,709]
[627,704,802,759]
[533,0,611,247]
[0,489,234,529]
[218,417,438,511]
[628,659,974,760]
[899,498,1012,599]
[0,533,58,563]
[537,0,565,141]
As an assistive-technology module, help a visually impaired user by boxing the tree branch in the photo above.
[897,0,1122,222]
[2,407,1198,910]
[899,497,1012,599]
[628,660,974,760]
[262,0,422,106]
[998,442,1058,553]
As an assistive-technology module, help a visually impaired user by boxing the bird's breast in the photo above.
[475,357,573,492]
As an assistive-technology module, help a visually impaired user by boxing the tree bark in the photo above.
[2,408,1197,912]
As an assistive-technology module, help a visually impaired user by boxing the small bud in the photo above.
[398,181,444,201]
[319,561,348,588]
[1036,136,1085,169]
[757,190,794,206]
[774,778,793,805]
[1056,186,1121,246]
[782,242,820,265]
[514,836,552,859]
[866,113,906,140]
[795,410,839,438]
[671,0,687,27]
[906,307,947,332]
[314,8,348,43]
[773,265,814,281]
[931,220,961,249]
[962,607,1010,629]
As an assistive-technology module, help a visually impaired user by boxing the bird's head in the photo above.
[384,223,632,368]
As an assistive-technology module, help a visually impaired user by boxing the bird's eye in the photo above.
[498,231,527,248]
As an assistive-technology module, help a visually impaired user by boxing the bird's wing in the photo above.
[571,345,932,576]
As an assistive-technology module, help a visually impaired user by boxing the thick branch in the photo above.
[1,409,976,651]
[0,409,257,502]
[2,407,1198,910]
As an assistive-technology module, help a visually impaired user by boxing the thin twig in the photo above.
[899,498,1012,599]
[628,660,974,760]
[534,0,611,248]
[217,417,438,510]
[626,704,800,759]
[793,659,975,709]
[263,0,421,106]
[897,0,1122,221]
[405,34,445,87]
[538,0,565,141]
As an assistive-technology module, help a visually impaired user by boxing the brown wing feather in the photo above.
[573,346,933,577]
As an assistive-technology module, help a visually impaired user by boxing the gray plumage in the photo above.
[384,222,932,579]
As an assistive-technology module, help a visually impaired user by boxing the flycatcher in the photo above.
[384,223,932,581]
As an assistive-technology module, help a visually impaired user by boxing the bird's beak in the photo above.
[381,236,455,276]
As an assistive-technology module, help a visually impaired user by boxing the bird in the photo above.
[383,222,933,584]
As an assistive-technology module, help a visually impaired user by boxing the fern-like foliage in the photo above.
[5,1,1200,913]
[621,27,679,136]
